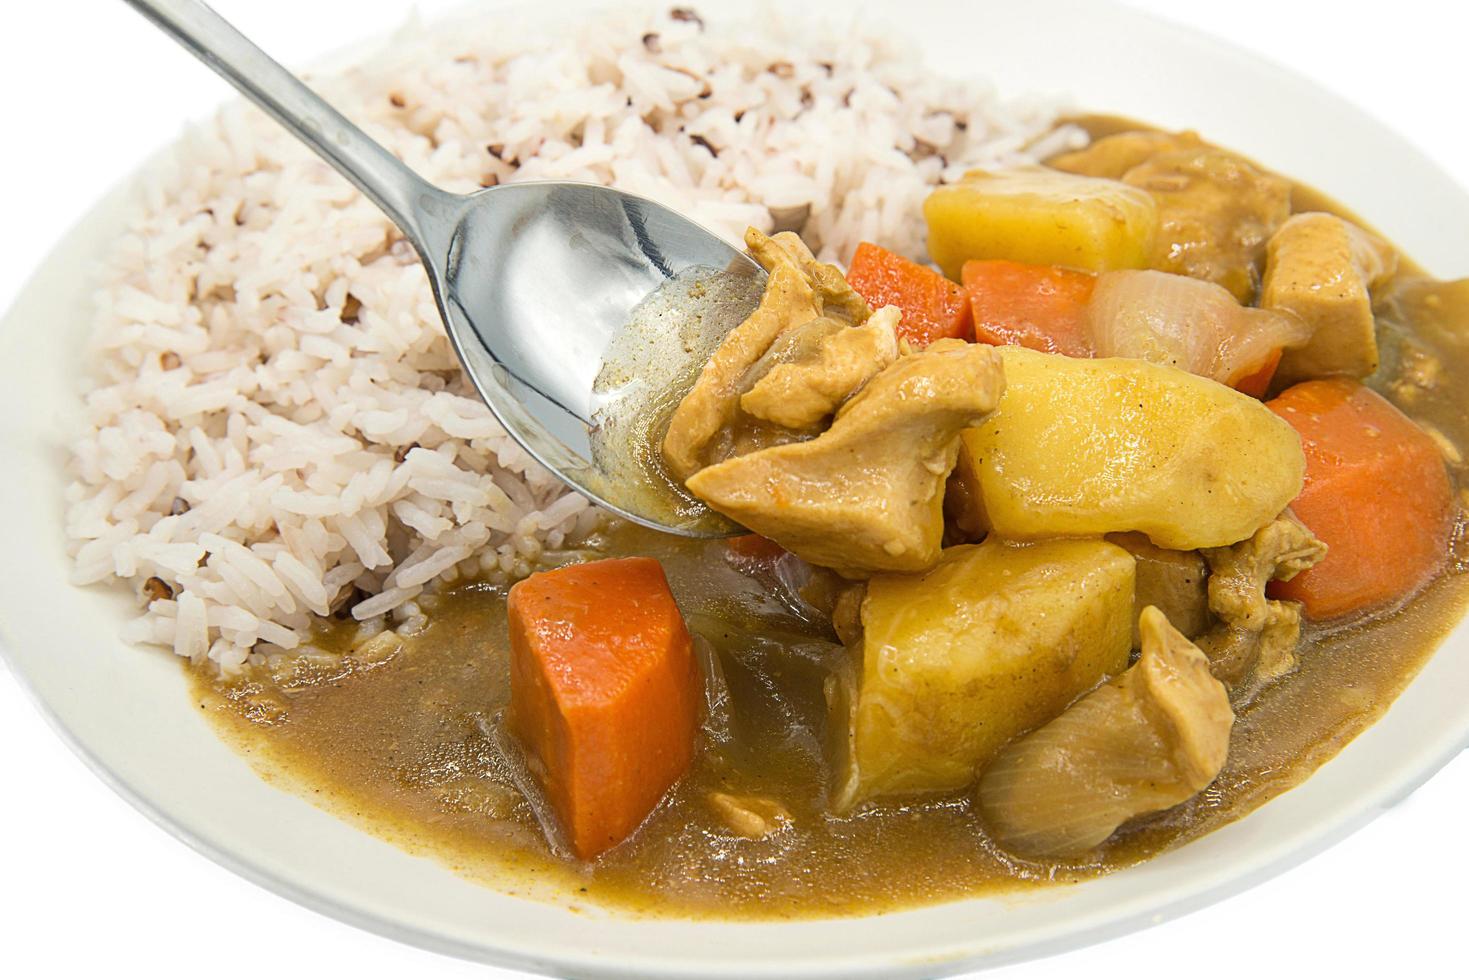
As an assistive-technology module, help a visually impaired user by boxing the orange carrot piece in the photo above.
[961,259,1096,358]
[845,242,973,348]
[1231,348,1283,399]
[1266,380,1454,620]
[508,557,701,859]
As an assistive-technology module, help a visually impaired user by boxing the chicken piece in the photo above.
[1202,514,1327,631]
[1055,130,1291,302]
[830,537,1135,809]
[662,228,870,481]
[750,229,872,325]
[1123,147,1291,302]
[740,306,900,429]
[685,341,1004,577]
[1264,212,1399,386]
[1195,514,1325,693]
[663,238,820,481]
[1050,129,1205,180]
[706,791,792,839]
[1196,600,1303,695]
[1106,532,1211,646]
[740,315,844,387]
[976,606,1234,859]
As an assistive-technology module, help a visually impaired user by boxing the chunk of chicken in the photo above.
[976,606,1234,859]
[1124,148,1291,302]
[1196,600,1303,696]
[1055,130,1292,302]
[685,341,1004,577]
[740,306,900,429]
[662,228,870,481]
[1203,514,1327,630]
[749,228,872,325]
[739,315,845,394]
[1264,212,1398,386]
[1050,129,1203,180]
[1195,514,1325,693]
[1106,532,1211,645]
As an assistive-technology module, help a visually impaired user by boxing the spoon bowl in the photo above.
[434,181,761,535]
[127,0,759,536]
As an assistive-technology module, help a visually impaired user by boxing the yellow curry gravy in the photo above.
[190,118,1469,919]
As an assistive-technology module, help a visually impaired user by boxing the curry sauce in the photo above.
[191,519,1469,918]
[190,122,1469,919]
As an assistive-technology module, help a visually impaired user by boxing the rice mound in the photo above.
[63,4,1074,671]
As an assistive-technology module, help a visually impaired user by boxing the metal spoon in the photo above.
[125,0,759,536]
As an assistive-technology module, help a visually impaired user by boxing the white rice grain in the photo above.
[395,545,474,590]
[175,591,209,660]
[352,585,424,621]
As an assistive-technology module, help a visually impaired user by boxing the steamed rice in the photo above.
[63,4,1076,672]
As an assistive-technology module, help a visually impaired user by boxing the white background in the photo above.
[1,1,1464,977]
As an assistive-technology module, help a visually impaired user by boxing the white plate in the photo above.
[3,0,1468,976]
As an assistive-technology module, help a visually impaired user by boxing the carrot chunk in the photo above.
[1231,348,1282,399]
[961,259,1096,357]
[508,557,701,859]
[1266,380,1454,619]
[845,242,973,347]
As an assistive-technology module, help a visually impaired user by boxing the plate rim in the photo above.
[4,0,1469,976]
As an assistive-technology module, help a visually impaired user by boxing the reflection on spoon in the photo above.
[587,265,766,537]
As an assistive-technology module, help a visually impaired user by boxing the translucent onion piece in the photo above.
[1089,269,1310,388]
[976,606,1234,859]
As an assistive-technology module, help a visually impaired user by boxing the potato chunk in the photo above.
[955,348,1305,550]
[976,606,1233,858]
[923,167,1157,280]
[828,538,1135,810]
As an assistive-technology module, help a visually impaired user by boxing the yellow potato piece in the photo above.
[923,167,1157,279]
[955,348,1305,550]
[829,538,1135,810]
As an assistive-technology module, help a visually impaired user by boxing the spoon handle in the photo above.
[123,0,456,248]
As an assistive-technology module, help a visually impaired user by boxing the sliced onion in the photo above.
[1088,270,1310,389]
